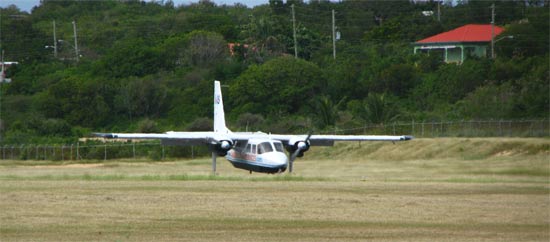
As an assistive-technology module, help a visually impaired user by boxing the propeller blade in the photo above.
[211,151,217,175]
[306,131,313,141]
[288,131,313,173]
[288,148,302,173]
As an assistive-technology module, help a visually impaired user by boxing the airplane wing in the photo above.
[93,131,220,146]
[229,132,413,146]
[94,131,411,146]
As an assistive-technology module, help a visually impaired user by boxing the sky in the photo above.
[0,0,270,12]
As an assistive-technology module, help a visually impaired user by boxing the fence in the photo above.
[0,120,547,161]
[0,142,209,161]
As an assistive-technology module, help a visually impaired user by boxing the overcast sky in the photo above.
[1,0,270,12]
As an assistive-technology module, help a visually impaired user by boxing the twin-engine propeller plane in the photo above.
[95,81,412,174]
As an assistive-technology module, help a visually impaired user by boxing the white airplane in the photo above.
[95,81,412,174]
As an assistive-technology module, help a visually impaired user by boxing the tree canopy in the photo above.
[0,0,548,143]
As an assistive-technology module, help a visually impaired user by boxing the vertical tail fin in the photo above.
[213,80,229,133]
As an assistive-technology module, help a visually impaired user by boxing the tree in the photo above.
[369,63,419,97]
[349,93,399,125]
[457,82,516,119]
[311,95,345,129]
[229,56,324,117]
[497,7,549,58]
[114,76,168,120]
[96,39,162,78]
[181,30,228,67]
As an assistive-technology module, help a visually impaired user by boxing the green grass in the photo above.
[0,138,548,241]
[0,173,330,182]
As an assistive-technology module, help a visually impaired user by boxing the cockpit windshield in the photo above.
[273,142,284,152]
[258,142,274,154]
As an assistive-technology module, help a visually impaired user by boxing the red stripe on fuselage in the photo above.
[230,150,256,162]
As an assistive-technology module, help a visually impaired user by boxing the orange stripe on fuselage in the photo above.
[231,150,256,162]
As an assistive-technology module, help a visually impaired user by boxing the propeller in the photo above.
[211,151,217,175]
[288,132,312,173]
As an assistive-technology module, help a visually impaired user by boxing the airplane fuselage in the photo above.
[225,139,288,173]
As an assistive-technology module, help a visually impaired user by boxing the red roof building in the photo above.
[414,24,505,63]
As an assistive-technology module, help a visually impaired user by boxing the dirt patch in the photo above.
[494,150,516,157]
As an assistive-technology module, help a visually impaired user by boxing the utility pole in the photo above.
[291,4,297,58]
[332,9,336,60]
[0,51,4,143]
[437,1,441,22]
[72,20,79,62]
[52,20,58,58]
[490,3,495,59]
[0,8,2,50]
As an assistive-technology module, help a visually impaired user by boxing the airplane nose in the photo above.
[273,152,288,166]
[262,152,288,167]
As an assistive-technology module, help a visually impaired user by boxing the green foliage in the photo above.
[181,30,228,67]
[457,82,517,119]
[348,93,400,125]
[229,56,324,117]
[0,1,548,144]
[113,76,168,119]
[236,113,265,131]
[311,95,345,129]
[186,117,213,131]
[136,119,160,133]
[95,39,162,78]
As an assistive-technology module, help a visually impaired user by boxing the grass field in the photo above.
[1,138,549,241]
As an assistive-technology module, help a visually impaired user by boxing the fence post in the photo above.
[76,142,80,161]
[412,120,415,136]
[133,142,136,159]
[104,143,107,161]
[529,122,533,137]
[61,145,64,161]
[499,120,503,137]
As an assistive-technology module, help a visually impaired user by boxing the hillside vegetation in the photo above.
[0,0,548,144]
[308,137,550,161]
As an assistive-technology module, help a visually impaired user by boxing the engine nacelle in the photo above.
[212,140,233,156]
[286,138,310,158]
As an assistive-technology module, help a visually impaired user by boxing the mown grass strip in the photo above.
[0,174,331,182]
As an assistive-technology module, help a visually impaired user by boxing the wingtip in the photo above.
[402,135,414,141]
[92,133,116,139]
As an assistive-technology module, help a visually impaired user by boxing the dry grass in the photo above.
[0,138,549,241]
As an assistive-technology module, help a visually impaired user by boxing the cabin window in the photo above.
[258,142,274,154]
[274,142,284,152]
[252,144,257,154]
[245,144,252,153]
[234,141,247,152]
